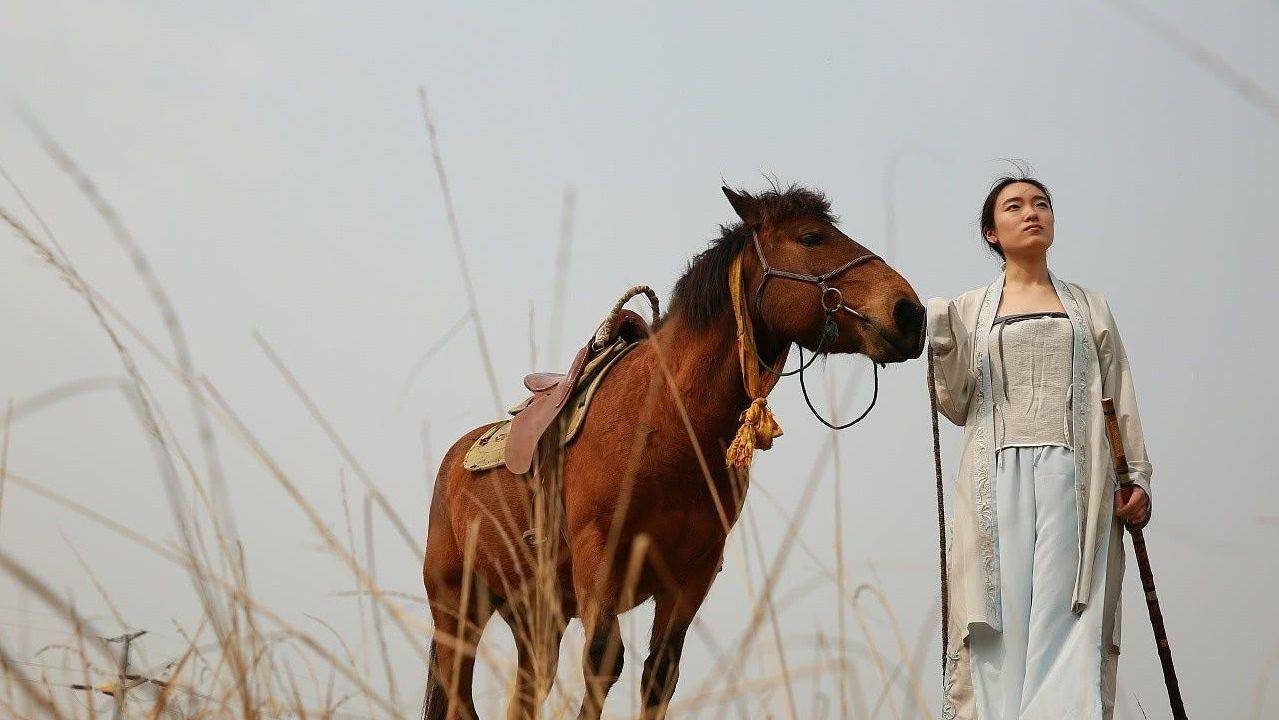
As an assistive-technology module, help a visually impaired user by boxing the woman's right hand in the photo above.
[1114,485,1150,526]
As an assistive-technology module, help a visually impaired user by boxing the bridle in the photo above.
[744,230,898,430]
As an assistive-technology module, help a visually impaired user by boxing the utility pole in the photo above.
[107,630,146,720]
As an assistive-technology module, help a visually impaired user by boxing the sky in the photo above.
[1,1,1277,717]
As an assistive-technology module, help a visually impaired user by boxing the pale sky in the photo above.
[1,1,1277,717]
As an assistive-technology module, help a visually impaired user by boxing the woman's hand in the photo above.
[1114,486,1149,525]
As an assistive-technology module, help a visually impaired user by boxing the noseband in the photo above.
[746,231,893,430]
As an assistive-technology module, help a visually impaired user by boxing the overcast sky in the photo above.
[2,1,1277,717]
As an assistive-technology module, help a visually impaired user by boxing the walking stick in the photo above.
[1102,397,1188,719]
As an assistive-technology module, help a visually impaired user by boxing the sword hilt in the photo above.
[1101,397,1132,488]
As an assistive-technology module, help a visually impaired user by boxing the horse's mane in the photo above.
[662,184,836,330]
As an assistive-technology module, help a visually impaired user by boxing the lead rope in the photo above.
[927,343,949,672]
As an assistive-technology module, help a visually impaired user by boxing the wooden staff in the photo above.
[1102,397,1188,719]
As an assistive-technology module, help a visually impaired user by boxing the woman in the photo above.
[928,176,1153,719]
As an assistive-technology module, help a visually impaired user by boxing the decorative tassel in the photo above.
[726,397,784,468]
[724,251,788,469]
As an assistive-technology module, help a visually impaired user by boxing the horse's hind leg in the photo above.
[423,573,497,720]
[500,603,564,720]
[423,479,498,720]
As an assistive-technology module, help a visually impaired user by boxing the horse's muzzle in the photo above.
[840,302,919,363]
[892,297,927,359]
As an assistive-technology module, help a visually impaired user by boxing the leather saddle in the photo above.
[504,308,650,474]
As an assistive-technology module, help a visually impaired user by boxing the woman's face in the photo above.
[986,182,1054,260]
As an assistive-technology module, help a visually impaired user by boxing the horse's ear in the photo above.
[722,186,761,226]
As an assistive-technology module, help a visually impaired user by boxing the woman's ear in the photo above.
[722,186,762,226]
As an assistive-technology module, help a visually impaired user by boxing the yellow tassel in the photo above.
[726,398,784,468]
[725,253,788,469]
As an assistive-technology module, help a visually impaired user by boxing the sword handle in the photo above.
[1101,397,1131,486]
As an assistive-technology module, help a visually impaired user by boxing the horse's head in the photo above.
[723,184,924,364]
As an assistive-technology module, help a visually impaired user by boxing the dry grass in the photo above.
[0,109,946,720]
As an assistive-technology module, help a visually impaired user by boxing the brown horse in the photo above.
[423,184,924,720]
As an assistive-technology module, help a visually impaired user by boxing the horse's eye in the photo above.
[798,233,823,247]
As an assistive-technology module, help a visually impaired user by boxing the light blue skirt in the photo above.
[969,445,1111,720]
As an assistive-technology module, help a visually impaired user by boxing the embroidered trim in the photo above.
[972,281,1002,624]
[1059,280,1092,549]
[942,645,960,719]
[972,425,999,622]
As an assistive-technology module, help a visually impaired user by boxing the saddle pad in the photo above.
[462,340,638,472]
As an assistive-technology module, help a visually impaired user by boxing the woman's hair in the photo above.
[979,174,1052,260]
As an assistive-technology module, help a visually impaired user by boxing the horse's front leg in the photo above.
[572,527,626,720]
[641,557,719,720]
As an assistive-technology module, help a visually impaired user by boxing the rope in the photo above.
[927,344,949,671]
[593,285,660,349]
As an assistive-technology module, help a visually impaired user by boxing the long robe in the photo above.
[927,272,1152,718]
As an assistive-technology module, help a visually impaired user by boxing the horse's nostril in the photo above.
[893,297,925,341]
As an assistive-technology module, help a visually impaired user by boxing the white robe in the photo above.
[927,272,1153,719]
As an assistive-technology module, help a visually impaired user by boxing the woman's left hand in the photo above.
[1114,486,1149,525]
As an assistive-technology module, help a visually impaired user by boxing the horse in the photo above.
[422,184,925,720]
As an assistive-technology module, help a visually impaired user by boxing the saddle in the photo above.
[505,308,649,473]
[463,290,658,475]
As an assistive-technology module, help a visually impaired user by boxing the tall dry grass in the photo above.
[0,105,940,720]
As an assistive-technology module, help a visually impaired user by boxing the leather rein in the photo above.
[743,230,895,430]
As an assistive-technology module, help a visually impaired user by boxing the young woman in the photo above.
[928,177,1152,719]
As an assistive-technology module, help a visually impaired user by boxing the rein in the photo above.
[724,231,890,468]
